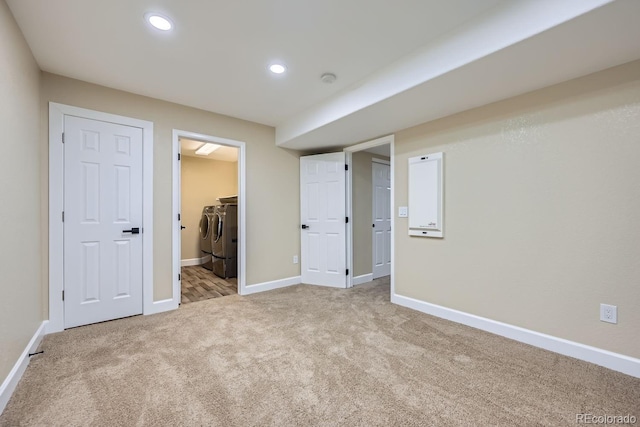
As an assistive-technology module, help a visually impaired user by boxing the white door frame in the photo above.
[344,135,395,290]
[172,130,247,299]
[48,102,154,333]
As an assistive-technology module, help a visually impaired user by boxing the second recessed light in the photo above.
[146,13,173,31]
[269,64,287,74]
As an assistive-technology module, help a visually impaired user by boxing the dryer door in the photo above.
[212,212,224,257]
[200,214,210,239]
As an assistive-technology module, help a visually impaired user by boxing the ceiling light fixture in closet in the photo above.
[195,143,221,155]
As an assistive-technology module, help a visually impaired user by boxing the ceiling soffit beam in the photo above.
[275,0,613,148]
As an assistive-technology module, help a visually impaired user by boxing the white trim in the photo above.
[243,276,301,295]
[344,135,395,293]
[48,103,155,333]
[0,321,47,414]
[390,141,395,300]
[181,256,208,267]
[372,157,390,165]
[145,298,177,315]
[343,135,394,153]
[172,130,247,301]
[345,151,353,288]
[391,293,640,378]
[173,131,181,307]
[352,273,373,286]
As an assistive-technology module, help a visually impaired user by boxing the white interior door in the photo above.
[300,152,347,288]
[64,115,143,328]
[372,161,391,279]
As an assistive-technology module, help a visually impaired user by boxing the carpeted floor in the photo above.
[1,278,638,426]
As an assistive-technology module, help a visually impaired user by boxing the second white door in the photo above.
[372,161,391,279]
[300,152,347,288]
[64,115,144,328]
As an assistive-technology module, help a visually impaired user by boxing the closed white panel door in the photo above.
[372,161,391,279]
[64,115,143,328]
[300,152,346,288]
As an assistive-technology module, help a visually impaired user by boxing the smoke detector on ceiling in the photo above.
[321,73,337,84]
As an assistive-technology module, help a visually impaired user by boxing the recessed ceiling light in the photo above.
[195,143,221,156]
[269,64,287,74]
[146,13,173,31]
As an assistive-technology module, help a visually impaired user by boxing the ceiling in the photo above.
[180,138,238,162]
[8,0,640,151]
[364,145,390,158]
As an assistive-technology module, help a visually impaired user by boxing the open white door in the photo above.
[300,152,347,288]
[372,161,391,279]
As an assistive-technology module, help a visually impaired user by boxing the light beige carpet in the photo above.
[2,278,638,426]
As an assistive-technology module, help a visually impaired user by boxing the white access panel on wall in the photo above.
[408,152,443,238]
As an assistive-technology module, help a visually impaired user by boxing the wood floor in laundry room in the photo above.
[181,265,237,304]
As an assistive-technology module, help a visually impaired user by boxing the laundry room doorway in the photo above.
[172,130,246,305]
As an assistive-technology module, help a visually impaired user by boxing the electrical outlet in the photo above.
[293,255,298,264]
[600,303,617,324]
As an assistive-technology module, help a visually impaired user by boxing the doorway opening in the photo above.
[344,135,394,290]
[172,130,247,306]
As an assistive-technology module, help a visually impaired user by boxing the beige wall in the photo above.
[394,60,640,358]
[352,151,389,277]
[0,1,42,384]
[40,73,301,303]
[181,156,238,260]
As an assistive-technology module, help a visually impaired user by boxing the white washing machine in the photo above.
[199,206,217,270]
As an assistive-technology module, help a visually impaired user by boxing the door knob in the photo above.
[181,226,186,230]
[123,227,140,234]
[301,224,309,229]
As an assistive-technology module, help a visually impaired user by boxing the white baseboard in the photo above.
[145,298,179,315]
[181,256,207,267]
[391,293,640,378]
[243,276,301,295]
[353,273,373,286]
[0,321,48,414]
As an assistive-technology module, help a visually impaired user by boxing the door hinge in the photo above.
[62,133,65,144]
[178,153,181,160]
[62,211,64,222]
[62,290,64,301]
[178,273,181,281]
[346,217,349,223]
[346,269,349,276]
[178,213,181,221]
[345,164,348,171]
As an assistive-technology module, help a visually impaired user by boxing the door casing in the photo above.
[48,102,156,333]
[344,135,395,290]
[172,129,247,298]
